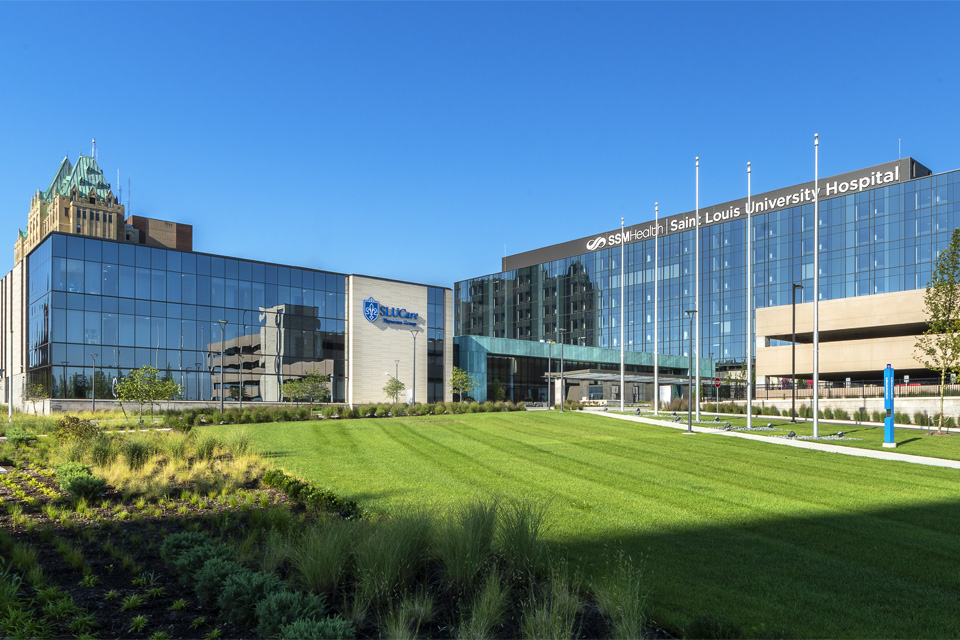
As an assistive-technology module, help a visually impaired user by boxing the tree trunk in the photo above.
[940,369,946,434]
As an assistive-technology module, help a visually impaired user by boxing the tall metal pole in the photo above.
[195,362,201,402]
[540,340,552,407]
[620,216,625,413]
[410,330,418,405]
[792,283,802,422]
[746,162,753,430]
[685,309,697,434]
[557,327,565,413]
[654,202,660,416]
[217,319,227,414]
[813,134,820,437]
[695,157,701,421]
[90,353,98,413]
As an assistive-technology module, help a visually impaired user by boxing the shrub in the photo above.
[914,411,928,426]
[894,411,911,424]
[433,402,446,415]
[56,415,102,442]
[390,403,407,417]
[375,405,390,418]
[160,532,210,564]
[64,474,106,500]
[871,410,885,423]
[6,426,33,448]
[162,533,234,586]
[218,569,285,627]
[254,408,271,423]
[853,408,870,422]
[262,469,362,519]
[194,558,246,607]
[255,590,328,638]
[277,616,355,640]
[798,404,811,419]
[467,402,481,414]
[55,461,92,490]
[833,408,850,421]
[823,407,834,420]
[320,406,335,419]
[481,401,494,413]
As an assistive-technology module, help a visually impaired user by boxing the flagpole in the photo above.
[695,157,701,421]
[813,134,820,437]
[747,162,753,430]
[620,216,625,413]
[654,202,659,417]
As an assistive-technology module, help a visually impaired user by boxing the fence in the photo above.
[706,378,960,402]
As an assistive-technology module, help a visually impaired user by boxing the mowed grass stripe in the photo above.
[209,413,960,637]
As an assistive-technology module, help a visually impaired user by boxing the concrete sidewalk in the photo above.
[598,411,960,470]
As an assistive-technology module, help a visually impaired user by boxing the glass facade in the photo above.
[27,233,347,402]
[456,167,960,381]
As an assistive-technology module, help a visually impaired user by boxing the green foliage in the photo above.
[55,415,102,442]
[871,410,885,423]
[262,468,362,518]
[487,378,505,402]
[5,426,33,448]
[293,521,356,594]
[435,499,498,593]
[90,435,118,467]
[115,365,183,421]
[194,558,246,607]
[591,551,647,640]
[916,227,960,433]
[383,376,406,403]
[355,514,431,602]
[282,372,332,404]
[520,570,581,639]
[914,411,930,426]
[277,616,356,640]
[217,569,285,627]
[255,590,328,638]
[458,570,509,640]
[497,499,549,585]
[853,408,870,422]
[450,366,475,401]
[833,408,850,421]
[894,411,911,424]
[54,461,105,499]
[121,437,153,471]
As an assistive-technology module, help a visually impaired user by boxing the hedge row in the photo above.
[261,468,363,520]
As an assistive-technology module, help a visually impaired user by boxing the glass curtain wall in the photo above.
[27,234,347,402]
[456,169,960,375]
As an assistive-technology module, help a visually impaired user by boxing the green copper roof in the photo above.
[41,154,114,203]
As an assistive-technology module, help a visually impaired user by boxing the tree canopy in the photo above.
[282,372,331,404]
[383,376,405,403]
[115,366,183,422]
[915,227,960,433]
[450,366,475,402]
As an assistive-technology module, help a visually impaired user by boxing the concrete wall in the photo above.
[756,289,927,380]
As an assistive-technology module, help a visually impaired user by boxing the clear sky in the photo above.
[1,1,958,286]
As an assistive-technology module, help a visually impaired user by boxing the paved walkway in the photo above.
[597,411,960,470]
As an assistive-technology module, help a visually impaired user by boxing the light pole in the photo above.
[685,309,697,434]
[217,320,228,414]
[90,353,98,413]
[539,339,552,407]
[712,351,718,414]
[409,329,418,405]
[194,362,201,402]
[557,327,566,413]
[792,283,803,423]
[395,360,399,382]
[619,216,625,414]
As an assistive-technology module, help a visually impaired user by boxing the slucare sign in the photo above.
[363,296,419,327]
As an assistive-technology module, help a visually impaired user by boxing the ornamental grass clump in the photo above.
[121,436,153,471]
[277,616,355,640]
[293,520,356,594]
[457,570,510,640]
[434,499,498,594]
[497,498,550,586]
[591,551,647,640]
[354,513,431,603]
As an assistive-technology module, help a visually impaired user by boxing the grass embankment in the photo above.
[649,412,960,461]
[209,412,960,638]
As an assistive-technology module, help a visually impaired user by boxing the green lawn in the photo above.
[649,411,960,461]
[208,412,960,638]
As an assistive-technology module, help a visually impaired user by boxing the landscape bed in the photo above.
[206,411,960,638]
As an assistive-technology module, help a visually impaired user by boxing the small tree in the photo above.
[300,372,331,404]
[383,377,405,403]
[115,366,183,423]
[915,228,960,434]
[281,378,304,404]
[25,379,50,414]
[487,378,505,401]
[449,366,475,402]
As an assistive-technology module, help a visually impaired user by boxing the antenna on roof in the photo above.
[117,170,121,204]
[898,138,901,160]
[128,177,131,215]
[92,138,96,159]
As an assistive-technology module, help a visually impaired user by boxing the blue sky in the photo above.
[1,1,958,286]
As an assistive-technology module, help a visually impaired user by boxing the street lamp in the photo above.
[556,327,567,413]
[90,353,99,413]
[792,283,803,423]
[217,320,228,414]
[539,339,552,407]
[685,309,697,434]
[409,329,419,405]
